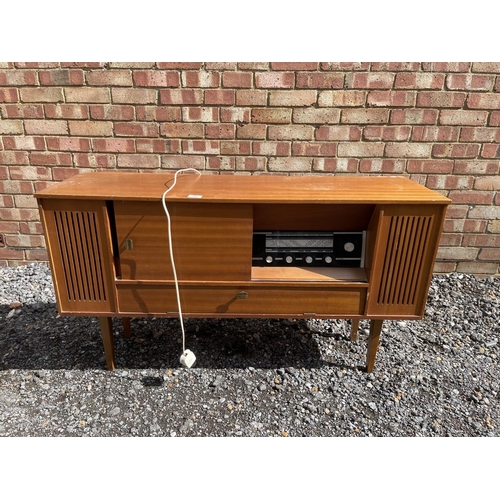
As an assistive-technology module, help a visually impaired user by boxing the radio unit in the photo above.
[252,231,365,267]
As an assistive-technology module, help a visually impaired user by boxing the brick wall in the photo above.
[0,62,499,275]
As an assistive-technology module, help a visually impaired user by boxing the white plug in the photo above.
[180,349,196,368]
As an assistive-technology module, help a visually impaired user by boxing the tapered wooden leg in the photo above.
[350,319,359,341]
[99,317,115,371]
[122,317,132,339]
[366,319,383,373]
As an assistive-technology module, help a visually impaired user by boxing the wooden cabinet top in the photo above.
[35,172,451,205]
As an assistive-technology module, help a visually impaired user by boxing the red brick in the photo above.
[293,108,340,124]
[65,87,110,103]
[446,74,495,91]
[347,72,394,89]
[222,72,253,88]
[114,122,159,137]
[133,70,179,87]
[73,154,117,168]
[30,152,72,166]
[0,151,29,164]
[394,73,445,89]
[367,91,416,107]
[472,63,500,73]
[341,109,389,124]
[0,167,6,179]
[238,63,269,70]
[460,127,500,143]
[432,143,480,158]
[337,142,384,157]
[252,108,291,124]
[436,246,478,262]
[296,73,344,89]
[5,234,44,247]
[422,63,471,72]
[268,157,312,171]
[474,176,500,190]
[385,142,432,157]
[3,137,45,150]
[0,221,19,232]
[426,175,474,190]
[490,112,500,126]
[313,158,358,172]
[481,144,500,158]
[0,120,23,134]
[464,220,488,232]
[236,124,266,139]
[318,90,366,107]
[14,62,58,68]
[117,154,160,169]
[92,138,135,152]
[268,125,314,141]
[25,119,68,135]
[269,90,316,107]
[90,104,135,121]
[236,90,267,106]
[464,234,500,248]
[363,126,411,141]
[10,165,51,180]
[182,140,219,155]
[255,72,294,89]
[52,167,86,181]
[25,249,48,261]
[466,93,500,109]
[444,205,469,218]
[469,206,500,219]
[157,63,202,69]
[390,109,438,124]
[0,88,18,102]
[0,207,40,221]
[161,155,205,170]
[371,62,420,71]
[315,125,361,141]
[236,157,266,171]
[252,141,290,156]
[220,108,251,123]
[136,139,180,154]
[160,89,203,105]
[220,141,251,155]
[359,159,405,173]
[205,63,237,70]
[320,63,369,71]
[86,70,133,86]
[207,156,236,171]
[407,160,453,173]
[206,124,235,139]
[20,87,64,103]
[112,88,156,104]
[136,106,180,122]
[412,126,459,142]
[46,137,91,151]
[439,233,462,246]
[0,180,34,193]
[204,90,235,105]
[271,63,318,70]
[39,69,83,85]
[478,248,500,261]
[182,71,220,87]
[61,62,105,68]
[0,247,25,259]
[449,191,493,205]
[45,104,89,119]
[1,104,43,118]
[416,91,466,108]
[0,195,14,207]
[182,107,218,122]
[454,160,499,175]
[0,70,37,86]
[439,110,488,126]
[69,121,113,136]
[160,123,204,138]
[433,262,457,274]
[292,142,337,156]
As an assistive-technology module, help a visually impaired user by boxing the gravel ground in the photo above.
[0,263,499,437]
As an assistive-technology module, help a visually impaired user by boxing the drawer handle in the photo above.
[236,291,248,299]
[125,238,133,250]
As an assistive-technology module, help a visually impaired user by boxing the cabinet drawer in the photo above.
[117,284,366,317]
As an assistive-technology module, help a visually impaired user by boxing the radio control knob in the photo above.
[285,255,293,264]
[266,256,273,264]
[324,255,333,264]
[305,256,313,264]
[344,242,355,253]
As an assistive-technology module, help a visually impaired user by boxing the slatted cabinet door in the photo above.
[366,204,448,319]
[38,198,116,314]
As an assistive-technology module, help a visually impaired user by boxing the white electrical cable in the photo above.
[161,168,201,358]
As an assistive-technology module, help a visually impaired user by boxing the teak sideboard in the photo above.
[35,172,451,372]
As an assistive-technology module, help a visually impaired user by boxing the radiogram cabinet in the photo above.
[35,172,451,372]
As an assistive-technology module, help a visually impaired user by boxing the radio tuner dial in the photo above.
[344,242,355,253]
[285,255,294,264]
[266,256,273,264]
[324,255,333,264]
[305,256,313,264]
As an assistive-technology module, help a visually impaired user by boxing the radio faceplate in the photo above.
[252,231,365,267]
